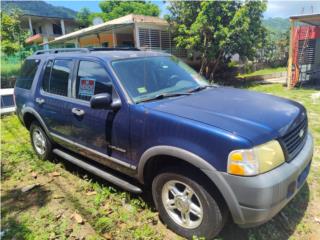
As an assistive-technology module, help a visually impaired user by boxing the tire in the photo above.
[30,121,53,160]
[152,169,226,240]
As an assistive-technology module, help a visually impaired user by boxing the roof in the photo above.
[2,0,76,19]
[48,14,169,44]
[290,13,320,26]
[28,50,171,62]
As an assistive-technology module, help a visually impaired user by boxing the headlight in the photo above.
[228,140,285,176]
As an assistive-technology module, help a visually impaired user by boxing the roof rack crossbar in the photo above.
[34,48,90,55]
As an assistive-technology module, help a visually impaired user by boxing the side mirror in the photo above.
[90,93,112,109]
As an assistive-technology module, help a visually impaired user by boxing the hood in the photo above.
[143,87,305,145]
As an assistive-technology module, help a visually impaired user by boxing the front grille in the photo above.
[280,117,308,162]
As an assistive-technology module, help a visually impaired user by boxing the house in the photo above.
[47,14,188,60]
[287,13,320,87]
[2,0,78,47]
[22,15,77,47]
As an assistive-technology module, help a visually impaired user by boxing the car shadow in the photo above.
[1,185,52,220]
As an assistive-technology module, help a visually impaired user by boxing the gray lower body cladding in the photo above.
[216,133,313,226]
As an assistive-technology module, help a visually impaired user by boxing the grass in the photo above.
[1,84,320,239]
[1,60,21,77]
[238,67,286,78]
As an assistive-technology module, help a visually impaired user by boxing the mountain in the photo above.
[262,17,290,34]
[2,0,77,19]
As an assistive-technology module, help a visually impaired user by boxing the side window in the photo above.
[16,59,40,89]
[76,61,112,101]
[42,60,53,92]
[42,59,72,97]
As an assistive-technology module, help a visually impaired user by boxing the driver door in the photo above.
[68,59,131,169]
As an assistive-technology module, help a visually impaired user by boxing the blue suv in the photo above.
[14,48,313,239]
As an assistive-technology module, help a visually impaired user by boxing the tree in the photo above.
[76,7,92,28]
[1,10,29,56]
[98,0,160,21]
[167,1,267,80]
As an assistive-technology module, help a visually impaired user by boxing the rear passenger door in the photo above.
[35,58,74,139]
[69,59,131,168]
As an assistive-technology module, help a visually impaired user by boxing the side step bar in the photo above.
[53,149,142,194]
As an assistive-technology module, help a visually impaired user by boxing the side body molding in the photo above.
[137,145,245,224]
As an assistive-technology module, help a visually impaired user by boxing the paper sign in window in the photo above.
[79,78,95,96]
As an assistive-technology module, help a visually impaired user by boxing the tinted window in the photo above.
[42,60,53,92]
[16,59,40,89]
[43,59,72,96]
[76,61,112,101]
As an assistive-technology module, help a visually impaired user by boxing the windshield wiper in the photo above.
[137,92,191,103]
[188,84,217,93]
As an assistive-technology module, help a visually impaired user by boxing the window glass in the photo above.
[42,60,53,92]
[76,61,112,101]
[16,59,40,89]
[112,56,208,103]
[52,23,62,35]
[43,59,72,96]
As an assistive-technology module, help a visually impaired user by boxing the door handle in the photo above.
[35,98,45,105]
[72,108,85,117]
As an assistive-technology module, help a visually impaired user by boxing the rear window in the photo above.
[16,59,40,89]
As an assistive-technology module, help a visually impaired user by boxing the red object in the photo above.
[25,34,42,44]
[291,26,320,87]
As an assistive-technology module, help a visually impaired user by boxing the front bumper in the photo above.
[222,132,313,227]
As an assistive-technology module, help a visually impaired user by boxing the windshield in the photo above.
[112,56,208,103]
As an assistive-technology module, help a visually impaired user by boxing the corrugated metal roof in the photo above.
[290,13,320,26]
[47,14,169,45]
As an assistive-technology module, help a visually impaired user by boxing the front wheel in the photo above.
[30,121,53,160]
[152,170,226,239]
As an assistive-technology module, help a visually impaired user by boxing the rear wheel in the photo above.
[30,121,53,160]
[152,170,226,239]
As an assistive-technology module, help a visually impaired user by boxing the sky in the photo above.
[47,0,320,19]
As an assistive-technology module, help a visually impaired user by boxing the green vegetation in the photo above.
[1,10,29,56]
[2,0,76,19]
[1,60,21,78]
[238,67,286,78]
[76,7,92,28]
[99,0,160,21]
[262,17,290,35]
[1,84,319,239]
[167,1,267,80]
[76,1,160,28]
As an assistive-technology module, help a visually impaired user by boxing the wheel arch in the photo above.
[137,145,245,224]
[21,107,50,135]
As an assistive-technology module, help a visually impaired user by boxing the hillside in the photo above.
[2,0,77,19]
[262,17,290,34]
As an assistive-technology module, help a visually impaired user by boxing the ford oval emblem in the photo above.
[299,129,304,138]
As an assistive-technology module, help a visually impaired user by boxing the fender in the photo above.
[137,145,245,224]
[21,106,50,135]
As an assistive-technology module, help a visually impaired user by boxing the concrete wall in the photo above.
[30,20,77,36]
[79,33,116,47]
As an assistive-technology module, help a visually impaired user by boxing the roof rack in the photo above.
[88,47,141,51]
[34,48,90,55]
[34,47,141,55]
